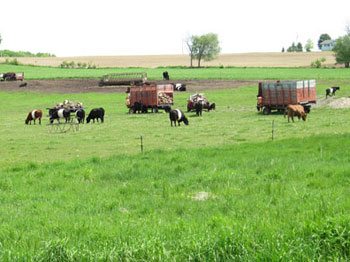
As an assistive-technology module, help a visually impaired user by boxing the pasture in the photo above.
[1,63,350,81]
[0,72,350,259]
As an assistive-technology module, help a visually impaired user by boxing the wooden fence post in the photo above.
[272,120,275,141]
[140,135,143,153]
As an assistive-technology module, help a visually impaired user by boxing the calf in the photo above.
[86,108,105,123]
[76,109,85,124]
[49,108,71,124]
[326,86,340,98]
[169,109,189,126]
[284,105,307,122]
[25,109,42,125]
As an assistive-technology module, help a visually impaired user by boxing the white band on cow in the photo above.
[31,110,36,119]
[58,109,65,118]
[175,109,182,120]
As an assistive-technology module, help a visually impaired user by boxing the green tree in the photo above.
[296,42,303,52]
[287,42,303,52]
[187,33,220,68]
[305,39,314,52]
[333,35,350,68]
[287,42,296,52]
[318,33,331,50]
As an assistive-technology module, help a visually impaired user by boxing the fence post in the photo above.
[272,120,275,141]
[140,135,143,153]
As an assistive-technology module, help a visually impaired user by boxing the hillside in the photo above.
[0,52,336,68]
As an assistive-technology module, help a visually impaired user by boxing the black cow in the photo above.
[163,71,170,80]
[169,109,189,126]
[76,109,85,124]
[131,102,148,114]
[86,108,105,123]
[49,108,71,124]
[195,101,203,116]
[326,87,340,98]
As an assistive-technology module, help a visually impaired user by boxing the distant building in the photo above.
[320,39,336,51]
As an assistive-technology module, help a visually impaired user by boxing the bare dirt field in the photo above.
[0,52,336,68]
[0,79,255,93]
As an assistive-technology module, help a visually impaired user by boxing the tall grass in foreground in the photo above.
[0,134,349,260]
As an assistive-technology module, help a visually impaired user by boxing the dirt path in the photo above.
[0,79,255,93]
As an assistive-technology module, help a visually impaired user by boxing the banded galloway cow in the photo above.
[284,105,307,123]
[326,86,340,98]
[25,109,42,125]
[169,109,189,126]
[49,108,71,124]
[76,109,85,124]
[86,108,105,123]
[174,83,186,91]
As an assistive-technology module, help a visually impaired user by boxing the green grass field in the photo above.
[0,67,350,260]
[1,64,350,80]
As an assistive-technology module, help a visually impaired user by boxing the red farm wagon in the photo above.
[257,80,317,114]
[126,83,174,113]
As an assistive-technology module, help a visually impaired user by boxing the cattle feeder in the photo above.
[99,72,147,86]
[126,84,174,113]
[257,80,317,115]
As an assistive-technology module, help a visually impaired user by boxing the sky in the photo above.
[0,0,349,57]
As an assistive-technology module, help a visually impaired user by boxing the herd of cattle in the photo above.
[24,85,341,127]
[25,107,105,125]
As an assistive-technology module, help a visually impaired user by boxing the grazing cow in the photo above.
[169,109,189,126]
[326,86,340,98]
[49,108,71,124]
[25,109,42,125]
[174,83,186,91]
[195,101,203,116]
[76,109,85,124]
[163,71,170,80]
[208,102,216,111]
[131,102,148,114]
[86,108,105,123]
[284,105,307,123]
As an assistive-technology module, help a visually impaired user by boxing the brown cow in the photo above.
[284,105,307,122]
[25,109,43,125]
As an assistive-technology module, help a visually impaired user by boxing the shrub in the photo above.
[4,58,20,65]
[310,57,326,68]
[59,61,97,69]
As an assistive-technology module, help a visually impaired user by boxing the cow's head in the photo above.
[183,116,189,125]
[301,112,307,121]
